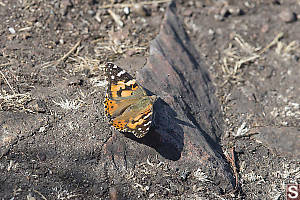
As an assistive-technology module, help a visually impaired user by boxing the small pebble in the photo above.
[87,10,95,16]
[109,187,118,200]
[208,28,215,35]
[180,170,190,181]
[39,127,46,133]
[133,4,150,16]
[27,193,36,200]
[188,0,194,6]
[228,6,243,16]
[279,9,297,23]
[126,49,135,56]
[229,31,236,39]
[162,189,169,196]
[244,1,255,8]
[8,27,16,34]
[292,55,299,62]
[214,14,224,21]
[22,32,32,39]
[151,2,159,11]
[124,7,130,15]
[183,9,193,16]
[220,7,230,17]
[261,24,269,33]
[258,65,265,71]
[35,21,43,28]
[195,1,204,8]
[149,193,155,198]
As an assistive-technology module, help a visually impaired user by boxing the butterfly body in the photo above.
[104,62,156,138]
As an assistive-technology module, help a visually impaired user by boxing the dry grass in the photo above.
[220,32,300,86]
[68,56,101,75]
[221,33,300,199]
[92,1,167,61]
[93,35,148,61]
[122,156,170,198]
[0,62,34,112]
[239,161,300,199]
[68,56,108,89]
[218,32,300,137]
[221,34,261,85]
[52,98,84,110]
[42,40,82,68]
[0,91,34,113]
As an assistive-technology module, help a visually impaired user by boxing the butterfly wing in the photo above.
[103,62,156,138]
[104,62,144,100]
[124,99,156,138]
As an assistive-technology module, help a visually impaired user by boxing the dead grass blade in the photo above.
[99,0,171,9]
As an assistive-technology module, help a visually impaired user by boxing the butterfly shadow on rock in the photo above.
[124,97,193,161]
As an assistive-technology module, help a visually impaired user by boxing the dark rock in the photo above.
[137,2,235,192]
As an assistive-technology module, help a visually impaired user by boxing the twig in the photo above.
[0,70,15,95]
[234,54,259,73]
[259,32,284,55]
[57,40,81,64]
[99,0,171,9]
[42,40,81,68]
[0,62,12,68]
[225,147,239,189]
[18,27,32,32]
[108,9,124,27]
[33,189,48,200]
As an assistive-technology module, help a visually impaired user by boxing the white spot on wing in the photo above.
[144,112,152,120]
[111,75,115,79]
[125,80,136,86]
[113,65,118,68]
[143,120,152,127]
[117,70,126,77]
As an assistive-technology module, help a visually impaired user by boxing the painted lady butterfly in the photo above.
[104,62,157,138]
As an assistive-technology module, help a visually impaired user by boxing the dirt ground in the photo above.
[0,0,299,199]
